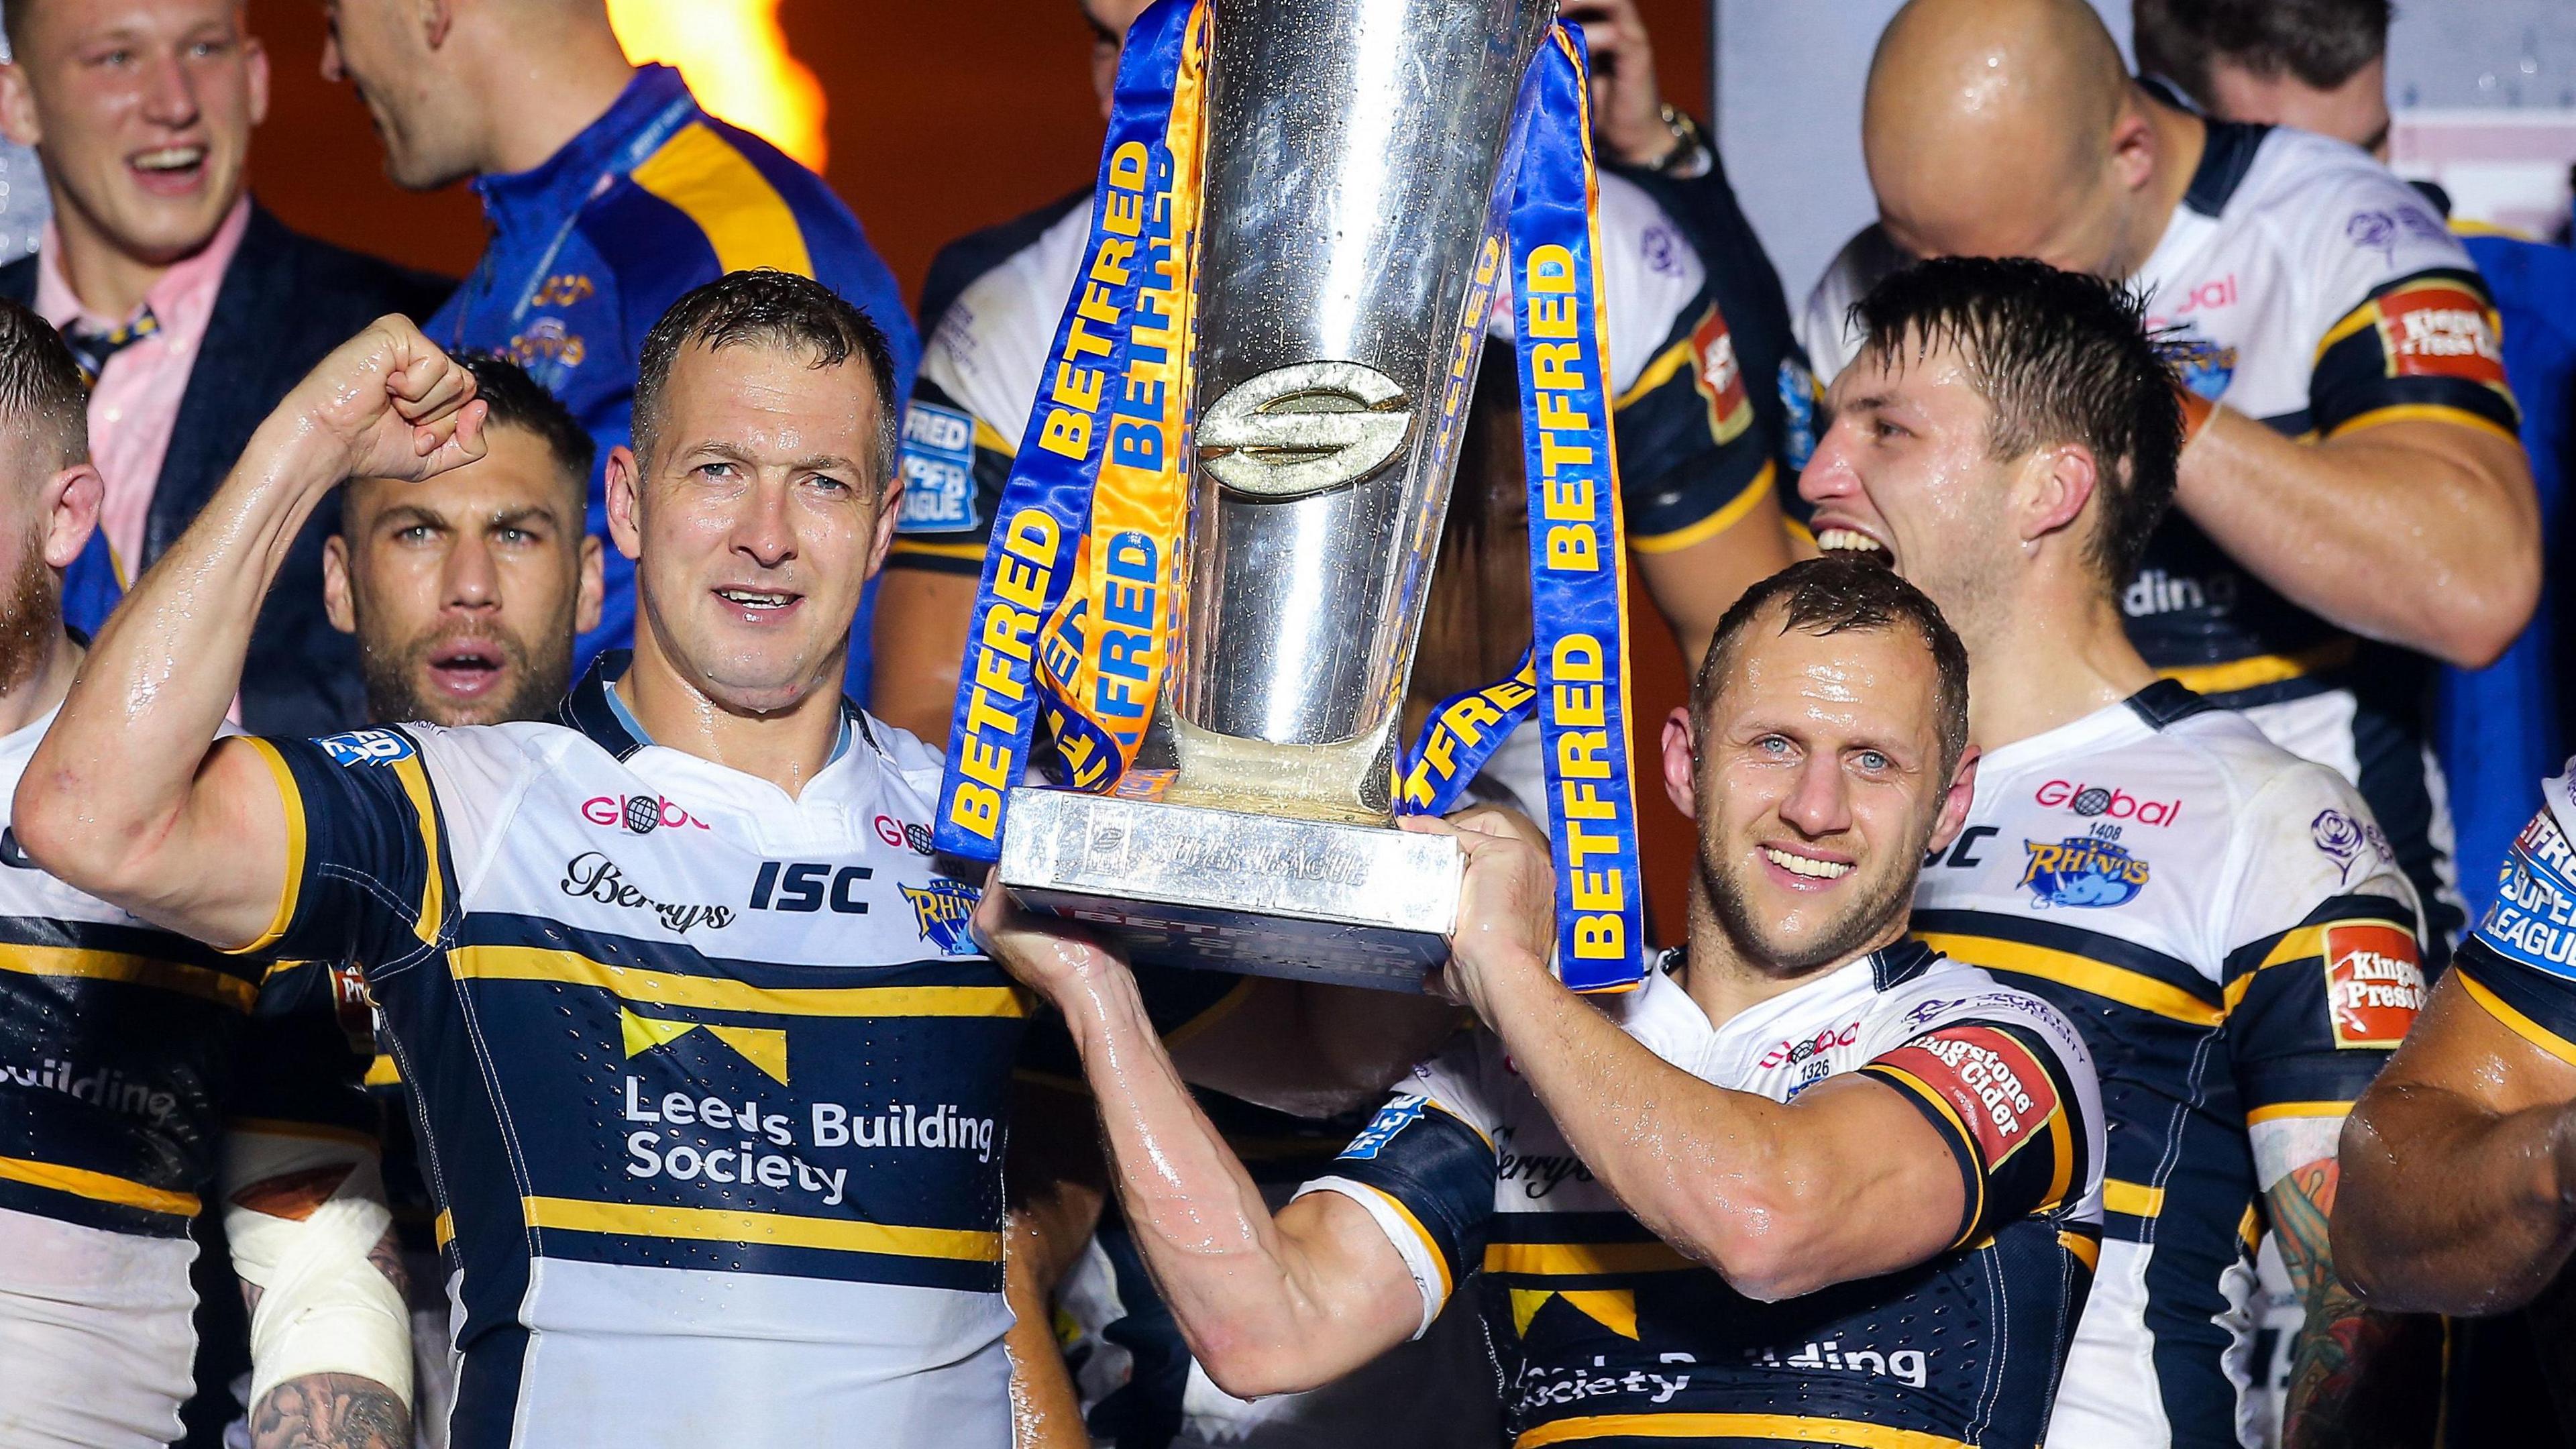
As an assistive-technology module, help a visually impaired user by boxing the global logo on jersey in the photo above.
[2021,837,2151,908]
[901,879,980,955]
[1758,1019,1862,1070]
[580,795,712,833]
[315,729,415,768]
[2034,779,2182,827]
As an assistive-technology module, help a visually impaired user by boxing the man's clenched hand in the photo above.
[1408,808,1557,1026]
[278,315,488,487]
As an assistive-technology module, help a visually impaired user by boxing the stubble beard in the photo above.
[359,614,575,729]
[0,542,59,703]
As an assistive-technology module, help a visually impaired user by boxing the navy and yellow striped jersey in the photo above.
[0,707,373,1242]
[1300,943,2104,1449]
[427,63,918,687]
[1805,118,2521,962]
[228,656,1024,1448]
[2453,763,2576,1059]
[890,168,1794,584]
[1911,683,2424,1449]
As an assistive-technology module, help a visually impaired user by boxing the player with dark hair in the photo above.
[15,270,1020,1448]
[1804,256,2430,1449]
[0,294,412,1448]
[979,553,2109,1449]
[2133,0,2395,157]
[1801,0,2536,983]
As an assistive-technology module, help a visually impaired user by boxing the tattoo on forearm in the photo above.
[2273,1157,2416,1449]
[249,1373,411,1449]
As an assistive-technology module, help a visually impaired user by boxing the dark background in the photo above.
[245,0,1713,939]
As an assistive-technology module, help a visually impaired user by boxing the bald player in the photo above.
[1799,0,2536,972]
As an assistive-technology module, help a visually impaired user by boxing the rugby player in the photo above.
[873,0,1808,741]
[1800,255,2430,1448]
[17,271,1021,1446]
[979,556,2108,1449]
[0,297,409,1447]
[1798,0,2536,967]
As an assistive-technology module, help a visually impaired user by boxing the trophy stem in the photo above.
[1163,715,1397,826]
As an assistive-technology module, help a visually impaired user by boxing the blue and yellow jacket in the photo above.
[427,64,918,693]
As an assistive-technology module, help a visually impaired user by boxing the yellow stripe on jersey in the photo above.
[1915,932,2220,1026]
[1860,1062,1985,1245]
[2312,301,2382,361]
[1612,336,1695,411]
[2455,967,2576,1068]
[1358,1183,1454,1301]
[232,737,307,956]
[2325,403,2522,446]
[2157,638,2357,698]
[1483,1239,1696,1277]
[2102,1178,2165,1219]
[2059,1228,2101,1272]
[0,1152,199,1216]
[628,122,814,278]
[2247,1100,2355,1125]
[972,417,1017,456]
[433,1210,454,1250]
[522,1195,1000,1262]
[1515,1413,1972,1448]
[0,943,256,1012]
[364,1054,401,1087]
[885,538,994,562]
[1629,461,1777,556]
[450,946,1026,1019]
[389,753,444,946]
[2222,916,2415,1012]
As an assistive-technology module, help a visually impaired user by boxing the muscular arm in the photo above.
[2178,413,2536,667]
[12,320,482,945]
[2257,1116,2418,1448]
[1427,818,1963,1301]
[870,569,977,745]
[975,892,1427,1400]
[2335,971,2576,1315]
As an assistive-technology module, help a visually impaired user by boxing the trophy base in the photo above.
[996,788,1462,991]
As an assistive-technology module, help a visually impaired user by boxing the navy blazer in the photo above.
[0,201,451,735]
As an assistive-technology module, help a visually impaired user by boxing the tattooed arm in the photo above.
[239,1220,416,1448]
[2263,1118,2431,1449]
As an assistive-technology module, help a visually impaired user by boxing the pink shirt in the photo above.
[34,198,251,582]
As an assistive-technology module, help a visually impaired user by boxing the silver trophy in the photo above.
[1000,0,1557,990]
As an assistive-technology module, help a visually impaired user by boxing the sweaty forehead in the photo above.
[1717,619,1942,749]
[660,340,873,451]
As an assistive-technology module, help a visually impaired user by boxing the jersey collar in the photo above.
[557,651,873,765]
[472,62,696,236]
[2123,678,2215,731]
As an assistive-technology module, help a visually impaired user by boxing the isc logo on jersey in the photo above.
[2034,779,2182,827]
[2324,922,2424,1048]
[2021,837,2151,908]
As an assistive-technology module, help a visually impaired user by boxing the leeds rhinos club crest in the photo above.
[902,879,981,955]
[2021,837,2152,909]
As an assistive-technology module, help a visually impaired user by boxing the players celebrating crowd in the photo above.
[0,0,2560,1447]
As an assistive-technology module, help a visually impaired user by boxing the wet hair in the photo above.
[2134,0,2390,102]
[0,297,89,475]
[1850,255,2182,590]
[631,268,899,489]
[455,352,593,495]
[1696,557,1972,778]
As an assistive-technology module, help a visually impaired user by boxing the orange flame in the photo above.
[606,0,828,172]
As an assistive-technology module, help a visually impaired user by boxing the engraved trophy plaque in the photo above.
[995,0,1562,991]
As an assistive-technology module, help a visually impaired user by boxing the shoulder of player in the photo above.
[1870,954,2085,1049]
[1795,223,1898,373]
[918,197,1091,431]
[920,189,1094,341]
[2227,129,2464,276]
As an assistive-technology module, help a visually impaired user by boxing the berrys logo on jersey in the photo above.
[2324,921,2425,1048]
[900,879,979,955]
[2476,809,2576,977]
[1338,1095,1427,1161]
[1878,1024,2058,1168]
[2021,837,2151,908]
[1690,303,1754,446]
[2034,779,2182,827]
[315,729,415,767]
[896,399,979,534]
[2375,282,2507,388]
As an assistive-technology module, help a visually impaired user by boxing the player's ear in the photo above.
[575,532,604,635]
[2107,97,2157,193]
[322,533,358,635]
[38,463,101,570]
[603,445,645,562]
[1660,704,1699,819]
[1926,743,1980,857]
[2021,443,2097,551]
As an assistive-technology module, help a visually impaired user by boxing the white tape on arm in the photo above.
[221,1128,414,1407]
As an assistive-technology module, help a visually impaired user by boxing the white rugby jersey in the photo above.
[1801,121,2518,960]
[231,657,1021,1449]
[1300,941,2104,1449]
[892,172,1784,577]
[1911,682,2425,1449]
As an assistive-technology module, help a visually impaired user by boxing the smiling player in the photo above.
[1801,256,2428,1448]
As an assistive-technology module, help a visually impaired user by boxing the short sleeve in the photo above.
[2217,769,2426,1117]
[2453,785,2576,1063]
[1857,1018,2092,1249]
[232,729,454,973]
[229,959,379,1147]
[1613,294,1784,555]
[1293,1039,1501,1332]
